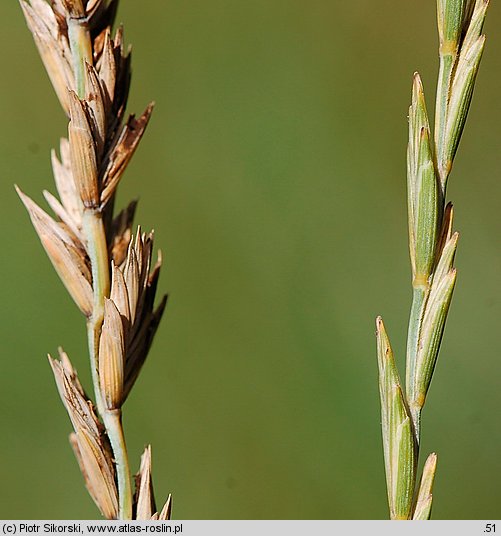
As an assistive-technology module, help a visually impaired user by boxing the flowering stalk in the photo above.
[18,0,171,520]
[376,0,488,520]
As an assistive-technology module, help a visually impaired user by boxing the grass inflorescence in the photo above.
[376,0,488,520]
[18,0,171,520]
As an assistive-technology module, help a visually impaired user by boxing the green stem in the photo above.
[83,211,110,321]
[87,319,105,418]
[103,410,133,520]
[67,17,93,98]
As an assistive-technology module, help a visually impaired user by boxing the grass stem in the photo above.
[103,410,133,520]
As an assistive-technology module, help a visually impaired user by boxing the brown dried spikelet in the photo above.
[124,244,140,324]
[124,293,166,400]
[51,138,83,231]
[134,446,156,520]
[16,186,93,316]
[110,262,131,326]
[68,91,100,209]
[100,104,154,206]
[49,351,118,519]
[20,1,75,114]
[108,26,132,127]
[99,298,126,410]
[158,495,172,521]
[84,63,107,159]
[118,231,167,400]
[97,29,116,105]
[109,200,138,266]
[43,189,82,244]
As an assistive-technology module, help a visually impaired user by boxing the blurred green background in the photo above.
[1,0,500,520]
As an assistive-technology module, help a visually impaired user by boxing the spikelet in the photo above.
[157,496,173,521]
[412,453,438,520]
[49,350,118,519]
[16,186,93,316]
[134,447,172,521]
[134,446,156,520]
[435,0,489,186]
[99,298,125,410]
